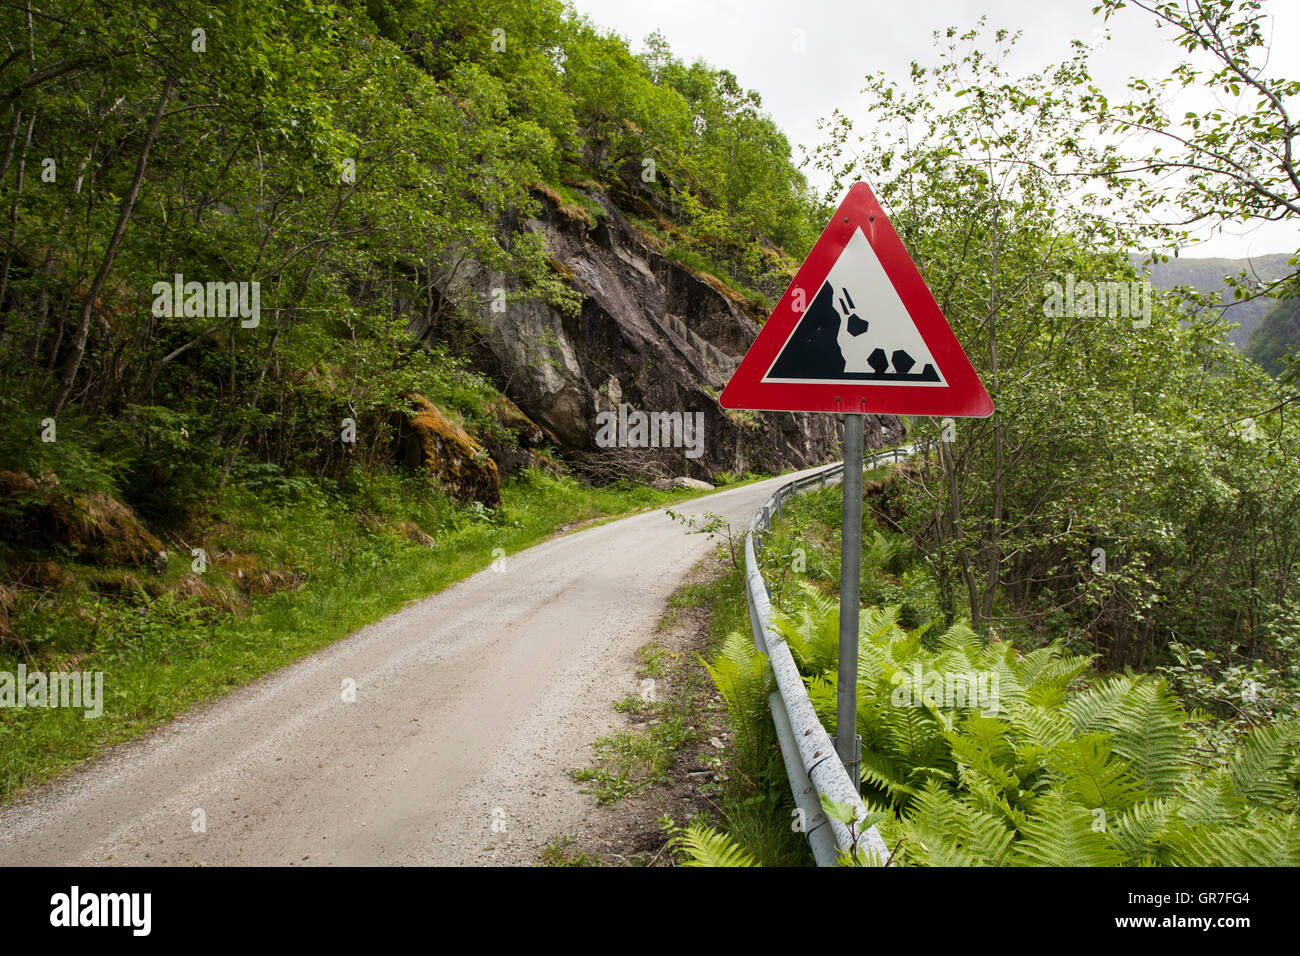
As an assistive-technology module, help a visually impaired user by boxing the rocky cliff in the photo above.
[419,183,902,482]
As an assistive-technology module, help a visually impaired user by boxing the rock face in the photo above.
[392,395,501,507]
[416,184,902,481]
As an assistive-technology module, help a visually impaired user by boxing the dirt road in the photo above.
[0,470,824,866]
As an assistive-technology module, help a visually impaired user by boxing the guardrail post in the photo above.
[838,414,865,793]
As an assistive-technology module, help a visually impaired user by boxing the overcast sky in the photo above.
[568,0,1299,260]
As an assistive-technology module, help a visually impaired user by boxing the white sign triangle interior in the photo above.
[762,227,947,386]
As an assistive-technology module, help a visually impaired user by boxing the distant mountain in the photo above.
[1244,296,1300,376]
[1131,252,1294,348]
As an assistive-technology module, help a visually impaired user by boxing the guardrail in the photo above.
[743,443,916,866]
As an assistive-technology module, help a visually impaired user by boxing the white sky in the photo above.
[568,0,1300,260]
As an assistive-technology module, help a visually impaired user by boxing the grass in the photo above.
[0,466,734,802]
[541,833,600,867]
[634,640,671,678]
[572,716,696,804]
[571,637,700,804]
[656,581,714,631]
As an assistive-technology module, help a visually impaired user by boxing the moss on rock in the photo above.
[393,395,501,507]
[0,470,163,567]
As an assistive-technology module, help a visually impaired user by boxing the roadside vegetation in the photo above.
[563,544,808,867]
[686,482,1300,866]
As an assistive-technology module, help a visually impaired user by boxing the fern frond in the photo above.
[1111,797,1184,864]
[1010,791,1125,867]
[1063,674,1136,731]
[703,632,770,720]
[935,620,981,653]
[1177,772,1249,827]
[1016,645,1065,685]
[860,748,920,804]
[895,780,1013,866]
[945,713,1020,795]
[1226,718,1300,809]
[674,823,758,867]
[1045,732,1148,812]
[861,604,905,646]
[774,582,840,671]
[1171,815,1300,867]
[1009,705,1075,751]
[1029,652,1094,691]
[1064,676,1191,796]
[964,775,1031,832]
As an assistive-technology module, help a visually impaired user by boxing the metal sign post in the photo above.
[837,413,864,792]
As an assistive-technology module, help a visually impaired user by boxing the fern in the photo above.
[1010,791,1126,867]
[1064,676,1191,796]
[1178,773,1249,827]
[773,581,839,672]
[1111,797,1184,864]
[861,603,906,646]
[701,583,1300,868]
[1226,718,1300,809]
[1046,733,1149,812]
[945,714,1020,796]
[673,823,758,867]
[1009,705,1075,751]
[703,632,772,777]
[898,780,1013,866]
[1170,815,1300,867]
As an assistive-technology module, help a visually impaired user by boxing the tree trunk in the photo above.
[979,193,1004,625]
[942,437,982,624]
[51,74,173,416]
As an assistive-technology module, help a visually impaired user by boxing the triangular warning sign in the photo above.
[720,182,993,417]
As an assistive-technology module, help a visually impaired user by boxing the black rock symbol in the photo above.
[891,350,916,375]
[837,288,869,336]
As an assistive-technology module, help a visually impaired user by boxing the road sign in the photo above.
[719,182,993,418]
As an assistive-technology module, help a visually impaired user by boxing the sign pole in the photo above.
[837,412,864,793]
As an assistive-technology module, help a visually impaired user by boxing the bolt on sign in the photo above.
[720,181,992,418]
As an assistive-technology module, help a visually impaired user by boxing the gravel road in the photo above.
[0,468,828,866]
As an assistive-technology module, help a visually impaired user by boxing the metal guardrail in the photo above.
[743,444,916,866]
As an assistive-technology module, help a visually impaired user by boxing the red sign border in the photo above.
[719,182,993,418]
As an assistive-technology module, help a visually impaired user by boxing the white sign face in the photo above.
[763,228,946,386]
